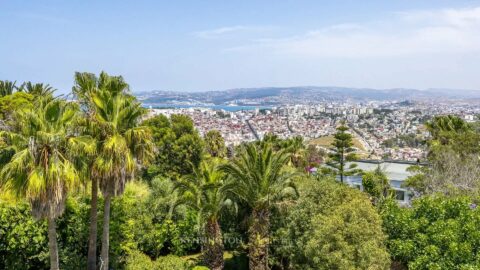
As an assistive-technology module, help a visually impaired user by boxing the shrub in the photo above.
[126,250,191,270]
[380,196,480,269]
[274,177,390,270]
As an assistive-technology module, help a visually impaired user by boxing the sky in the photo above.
[1,0,480,93]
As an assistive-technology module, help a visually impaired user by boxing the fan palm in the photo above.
[175,159,231,270]
[221,143,297,270]
[72,72,103,270]
[86,78,154,270]
[0,97,91,270]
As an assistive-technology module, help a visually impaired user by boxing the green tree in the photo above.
[426,115,479,157]
[404,115,480,196]
[326,124,361,183]
[0,92,34,121]
[81,74,154,269]
[426,115,472,143]
[19,82,55,97]
[72,71,130,270]
[304,144,326,167]
[274,177,390,270]
[0,97,86,270]
[362,166,392,204]
[284,136,307,168]
[0,80,18,97]
[175,159,231,270]
[204,130,227,158]
[380,196,480,269]
[221,143,297,270]
[143,114,204,179]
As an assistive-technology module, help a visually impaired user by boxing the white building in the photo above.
[343,160,419,205]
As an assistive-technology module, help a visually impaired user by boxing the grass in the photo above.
[309,135,366,151]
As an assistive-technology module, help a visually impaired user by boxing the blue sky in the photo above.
[1,0,480,93]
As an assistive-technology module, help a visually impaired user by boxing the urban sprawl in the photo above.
[147,100,479,162]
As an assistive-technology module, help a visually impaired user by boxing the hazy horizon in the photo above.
[135,85,480,94]
[2,0,480,94]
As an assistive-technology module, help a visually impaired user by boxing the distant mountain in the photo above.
[136,86,480,106]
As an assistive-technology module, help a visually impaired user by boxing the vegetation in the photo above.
[142,114,204,179]
[2,76,480,270]
[204,130,227,158]
[175,159,229,270]
[362,166,392,204]
[381,196,480,269]
[325,124,361,182]
[274,177,391,270]
[0,97,85,270]
[404,115,480,196]
[221,143,297,270]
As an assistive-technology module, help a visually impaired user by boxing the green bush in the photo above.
[274,177,390,270]
[381,196,480,269]
[125,249,157,270]
[0,201,49,269]
[192,266,210,270]
[126,250,191,270]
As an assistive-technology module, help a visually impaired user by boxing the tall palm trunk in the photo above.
[47,216,60,270]
[249,208,270,270]
[203,217,224,270]
[87,178,98,270]
[100,194,111,270]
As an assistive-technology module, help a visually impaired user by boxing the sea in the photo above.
[145,104,273,112]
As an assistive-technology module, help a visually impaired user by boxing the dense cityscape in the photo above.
[147,99,479,162]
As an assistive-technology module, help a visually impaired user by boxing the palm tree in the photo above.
[72,71,152,270]
[0,80,18,97]
[284,136,307,168]
[86,76,154,270]
[221,143,297,270]
[19,82,55,96]
[175,159,231,270]
[204,130,227,158]
[0,97,90,270]
[72,71,101,270]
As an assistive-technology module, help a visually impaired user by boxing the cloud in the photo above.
[193,25,250,39]
[225,6,480,58]
[193,25,276,39]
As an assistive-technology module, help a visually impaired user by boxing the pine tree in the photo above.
[326,124,361,183]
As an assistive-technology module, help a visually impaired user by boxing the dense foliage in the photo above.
[143,114,204,179]
[381,196,480,269]
[2,76,480,270]
[274,177,391,270]
[362,167,392,203]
